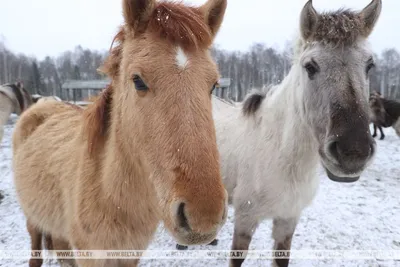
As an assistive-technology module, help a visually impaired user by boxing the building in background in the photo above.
[62,78,232,104]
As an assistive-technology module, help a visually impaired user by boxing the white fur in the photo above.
[393,118,400,137]
[211,38,325,241]
[0,85,32,143]
[212,62,320,229]
[0,86,20,114]
[210,27,377,264]
[211,29,379,236]
[0,91,14,143]
[175,47,188,69]
[36,95,62,103]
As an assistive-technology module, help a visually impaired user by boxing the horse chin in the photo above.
[171,231,217,246]
[162,211,221,246]
[325,168,360,183]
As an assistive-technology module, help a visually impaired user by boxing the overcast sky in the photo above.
[0,0,398,60]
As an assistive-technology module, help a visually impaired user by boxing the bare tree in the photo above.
[0,39,399,102]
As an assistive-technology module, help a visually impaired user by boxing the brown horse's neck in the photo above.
[98,91,158,214]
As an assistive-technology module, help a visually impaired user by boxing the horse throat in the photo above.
[100,106,157,212]
[267,68,319,166]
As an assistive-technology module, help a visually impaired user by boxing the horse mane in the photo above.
[312,9,364,47]
[7,83,25,111]
[98,29,125,78]
[242,90,266,117]
[82,85,113,155]
[382,98,400,120]
[21,88,33,107]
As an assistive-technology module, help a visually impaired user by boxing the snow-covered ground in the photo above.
[1,114,400,267]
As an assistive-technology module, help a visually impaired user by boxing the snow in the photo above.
[1,114,400,267]
[66,101,91,106]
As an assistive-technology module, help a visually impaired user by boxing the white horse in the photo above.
[394,119,400,137]
[0,82,33,143]
[178,1,381,267]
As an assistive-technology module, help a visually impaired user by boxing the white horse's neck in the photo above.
[0,86,18,114]
[0,93,14,126]
[258,64,319,169]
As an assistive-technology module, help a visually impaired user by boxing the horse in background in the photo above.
[369,91,391,139]
[0,81,33,143]
[369,91,400,139]
[32,94,86,111]
[188,1,380,267]
[12,0,228,266]
[31,94,62,104]
[380,97,400,137]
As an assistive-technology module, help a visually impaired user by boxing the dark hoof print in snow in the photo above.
[176,244,188,250]
[0,191,4,204]
[208,239,218,246]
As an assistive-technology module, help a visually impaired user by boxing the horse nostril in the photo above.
[177,202,190,231]
[327,140,340,161]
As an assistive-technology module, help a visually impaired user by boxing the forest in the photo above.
[1,40,400,102]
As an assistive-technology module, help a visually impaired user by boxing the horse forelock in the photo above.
[294,9,367,60]
[312,9,364,47]
[147,2,212,51]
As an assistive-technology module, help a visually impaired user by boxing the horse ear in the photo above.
[300,0,318,41]
[122,0,155,33]
[359,0,382,37]
[199,0,227,38]
[15,81,24,89]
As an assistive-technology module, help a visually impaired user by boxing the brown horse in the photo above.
[369,91,390,139]
[12,1,228,267]
[369,91,400,139]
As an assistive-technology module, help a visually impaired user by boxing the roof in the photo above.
[217,78,231,88]
[61,80,111,90]
[62,78,231,90]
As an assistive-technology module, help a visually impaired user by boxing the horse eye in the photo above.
[366,62,375,75]
[304,62,318,79]
[211,82,219,94]
[133,75,148,91]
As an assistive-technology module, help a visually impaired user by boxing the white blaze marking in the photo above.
[176,47,188,69]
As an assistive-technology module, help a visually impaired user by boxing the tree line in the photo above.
[1,41,400,102]
[0,42,107,97]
